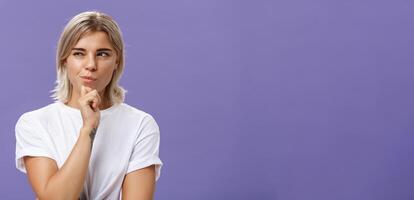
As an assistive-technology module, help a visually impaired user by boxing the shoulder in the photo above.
[16,103,59,127]
[15,103,60,139]
[116,103,159,130]
[117,103,156,121]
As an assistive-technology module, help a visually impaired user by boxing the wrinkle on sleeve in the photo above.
[15,114,54,173]
[126,115,163,181]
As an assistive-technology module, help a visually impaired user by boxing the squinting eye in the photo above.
[73,52,84,56]
[97,52,110,57]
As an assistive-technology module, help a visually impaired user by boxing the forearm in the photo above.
[40,127,95,200]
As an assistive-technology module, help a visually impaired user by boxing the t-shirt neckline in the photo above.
[56,101,120,116]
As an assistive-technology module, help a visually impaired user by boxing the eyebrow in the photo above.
[72,48,113,52]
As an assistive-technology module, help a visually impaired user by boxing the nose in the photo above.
[85,54,97,71]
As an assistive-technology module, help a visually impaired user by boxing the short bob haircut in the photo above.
[51,11,126,104]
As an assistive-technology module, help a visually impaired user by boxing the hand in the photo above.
[78,85,101,129]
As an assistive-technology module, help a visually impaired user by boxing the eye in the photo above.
[97,52,110,57]
[73,52,84,56]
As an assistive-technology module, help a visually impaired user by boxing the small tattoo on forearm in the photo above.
[90,128,97,148]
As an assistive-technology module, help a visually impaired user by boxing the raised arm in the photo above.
[24,127,95,200]
[24,86,101,200]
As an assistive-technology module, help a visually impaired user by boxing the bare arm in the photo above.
[121,165,156,200]
[24,86,101,200]
[24,127,95,200]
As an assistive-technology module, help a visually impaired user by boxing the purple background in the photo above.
[1,0,413,199]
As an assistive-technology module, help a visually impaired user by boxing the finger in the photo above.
[90,90,102,108]
[96,91,102,106]
[86,97,94,108]
[84,86,92,93]
[81,85,87,96]
[92,101,98,111]
[82,90,101,111]
[92,97,99,111]
[88,92,100,111]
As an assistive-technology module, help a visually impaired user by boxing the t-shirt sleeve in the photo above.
[15,113,54,173]
[126,115,163,181]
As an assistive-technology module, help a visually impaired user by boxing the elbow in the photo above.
[37,196,78,200]
[36,180,80,200]
[36,190,79,200]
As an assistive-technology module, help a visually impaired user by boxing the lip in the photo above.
[80,75,97,83]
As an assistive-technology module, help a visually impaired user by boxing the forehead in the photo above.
[73,31,114,49]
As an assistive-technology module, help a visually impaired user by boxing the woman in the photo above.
[15,11,162,200]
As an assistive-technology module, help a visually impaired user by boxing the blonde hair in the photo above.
[51,11,126,104]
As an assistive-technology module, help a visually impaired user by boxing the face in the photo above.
[65,31,118,97]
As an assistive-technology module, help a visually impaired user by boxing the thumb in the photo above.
[80,85,87,96]
[84,86,92,93]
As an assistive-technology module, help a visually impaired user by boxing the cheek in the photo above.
[100,61,117,81]
[65,59,82,85]
[100,69,115,86]
[66,71,79,89]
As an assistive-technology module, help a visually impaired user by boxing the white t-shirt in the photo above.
[15,101,162,199]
